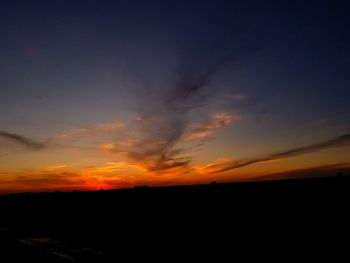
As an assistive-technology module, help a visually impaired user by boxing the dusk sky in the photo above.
[1,0,349,193]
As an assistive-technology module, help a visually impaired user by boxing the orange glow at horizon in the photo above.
[1,118,350,194]
[2,152,350,194]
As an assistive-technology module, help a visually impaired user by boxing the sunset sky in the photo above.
[1,0,349,193]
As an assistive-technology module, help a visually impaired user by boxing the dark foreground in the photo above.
[0,176,349,262]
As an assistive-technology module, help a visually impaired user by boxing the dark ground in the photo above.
[0,175,349,262]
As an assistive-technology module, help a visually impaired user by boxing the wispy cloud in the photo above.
[122,40,262,171]
[0,131,45,150]
[99,112,237,171]
[258,162,350,181]
[185,112,239,141]
[207,133,350,173]
[109,52,239,172]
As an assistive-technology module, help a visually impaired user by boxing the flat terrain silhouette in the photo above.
[0,176,349,262]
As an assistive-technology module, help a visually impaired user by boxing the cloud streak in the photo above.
[185,112,239,141]
[208,133,350,173]
[120,56,232,171]
[0,131,45,150]
[103,45,258,172]
[258,162,350,181]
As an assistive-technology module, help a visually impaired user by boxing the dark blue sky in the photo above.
[1,1,349,129]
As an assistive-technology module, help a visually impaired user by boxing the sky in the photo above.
[0,0,350,193]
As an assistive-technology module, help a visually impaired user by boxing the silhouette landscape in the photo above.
[0,174,349,262]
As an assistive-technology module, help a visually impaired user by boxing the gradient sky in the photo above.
[1,0,350,193]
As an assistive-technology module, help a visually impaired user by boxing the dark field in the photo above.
[0,176,349,262]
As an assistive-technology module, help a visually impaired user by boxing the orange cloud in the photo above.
[185,112,240,141]
[100,143,116,151]
[83,162,146,175]
[45,164,68,172]
[97,113,240,172]
[95,122,126,132]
